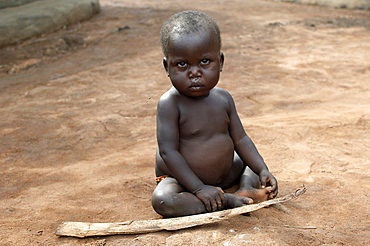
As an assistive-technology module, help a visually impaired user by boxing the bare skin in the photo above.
[152,27,278,218]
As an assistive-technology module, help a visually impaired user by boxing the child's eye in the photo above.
[200,59,210,65]
[177,62,187,68]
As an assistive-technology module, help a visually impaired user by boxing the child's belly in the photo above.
[179,134,235,185]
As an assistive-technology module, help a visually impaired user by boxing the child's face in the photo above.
[164,30,224,97]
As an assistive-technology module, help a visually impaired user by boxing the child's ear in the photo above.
[163,57,169,76]
[220,52,225,71]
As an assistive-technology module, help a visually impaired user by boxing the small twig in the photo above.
[271,203,291,214]
[98,120,110,132]
[281,225,317,229]
[242,71,259,78]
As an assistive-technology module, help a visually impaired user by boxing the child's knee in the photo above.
[151,190,177,217]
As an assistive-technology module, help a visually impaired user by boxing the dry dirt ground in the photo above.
[1,0,370,245]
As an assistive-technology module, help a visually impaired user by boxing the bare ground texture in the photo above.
[0,0,369,245]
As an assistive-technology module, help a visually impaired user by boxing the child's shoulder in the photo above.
[212,87,233,100]
[157,87,181,111]
[212,87,230,95]
[159,87,179,102]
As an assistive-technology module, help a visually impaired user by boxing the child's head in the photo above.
[160,10,222,58]
[160,10,224,97]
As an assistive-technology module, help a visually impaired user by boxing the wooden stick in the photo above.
[281,225,317,229]
[55,186,306,238]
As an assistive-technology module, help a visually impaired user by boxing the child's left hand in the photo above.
[259,169,278,198]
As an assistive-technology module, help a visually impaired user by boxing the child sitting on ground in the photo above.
[152,10,278,218]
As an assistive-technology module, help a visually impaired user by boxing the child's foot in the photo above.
[234,186,273,204]
[224,193,253,209]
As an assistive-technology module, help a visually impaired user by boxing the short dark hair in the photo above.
[160,10,221,57]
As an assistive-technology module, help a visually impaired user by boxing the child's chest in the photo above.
[178,99,230,137]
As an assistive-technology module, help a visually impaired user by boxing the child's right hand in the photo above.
[194,185,225,212]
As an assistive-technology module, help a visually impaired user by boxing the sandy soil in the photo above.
[0,0,369,245]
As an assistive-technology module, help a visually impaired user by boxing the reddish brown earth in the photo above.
[0,0,369,245]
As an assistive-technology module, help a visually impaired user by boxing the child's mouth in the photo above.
[189,78,203,90]
[189,83,203,91]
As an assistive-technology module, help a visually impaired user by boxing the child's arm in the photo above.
[156,93,225,211]
[225,90,278,197]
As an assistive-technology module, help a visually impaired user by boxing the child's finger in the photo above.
[199,196,212,212]
[216,195,224,210]
[260,176,267,188]
[269,179,278,192]
[216,187,225,194]
[220,193,226,208]
[205,200,212,212]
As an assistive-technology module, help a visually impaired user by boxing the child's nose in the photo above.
[188,65,201,78]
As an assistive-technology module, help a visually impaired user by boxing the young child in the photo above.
[152,10,278,218]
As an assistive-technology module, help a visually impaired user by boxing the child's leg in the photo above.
[234,165,273,203]
[152,177,208,217]
[152,176,253,217]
